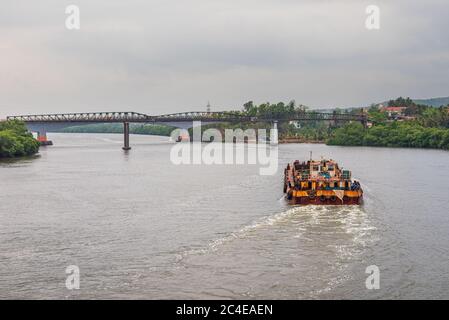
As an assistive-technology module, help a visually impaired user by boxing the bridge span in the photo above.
[7,110,367,150]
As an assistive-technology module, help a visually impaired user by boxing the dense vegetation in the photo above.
[327,122,449,149]
[238,101,319,140]
[328,97,449,149]
[236,98,449,150]
[193,101,333,141]
[61,123,175,136]
[0,120,40,158]
[238,101,356,141]
[241,100,307,118]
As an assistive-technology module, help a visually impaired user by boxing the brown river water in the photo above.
[1,133,449,299]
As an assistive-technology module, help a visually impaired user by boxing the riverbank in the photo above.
[279,137,324,144]
[327,121,449,150]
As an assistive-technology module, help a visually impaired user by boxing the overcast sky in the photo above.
[1,0,448,118]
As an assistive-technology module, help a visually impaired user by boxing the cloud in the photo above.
[1,0,448,118]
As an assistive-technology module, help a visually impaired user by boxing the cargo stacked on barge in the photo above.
[283,158,363,205]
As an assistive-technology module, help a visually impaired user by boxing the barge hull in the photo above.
[287,196,362,206]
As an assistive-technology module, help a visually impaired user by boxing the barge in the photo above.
[283,157,363,205]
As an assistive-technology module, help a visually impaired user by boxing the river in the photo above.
[1,133,449,299]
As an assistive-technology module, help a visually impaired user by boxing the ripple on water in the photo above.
[170,204,378,298]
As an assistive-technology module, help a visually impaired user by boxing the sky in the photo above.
[1,0,448,118]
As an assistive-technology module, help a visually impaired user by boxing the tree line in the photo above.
[61,123,176,136]
[327,97,449,149]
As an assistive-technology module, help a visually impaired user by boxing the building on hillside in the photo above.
[379,106,407,120]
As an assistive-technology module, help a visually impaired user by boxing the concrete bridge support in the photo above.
[362,118,368,129]
[36,129,53,146]
[36,129,47,142]
[122,122,131,150]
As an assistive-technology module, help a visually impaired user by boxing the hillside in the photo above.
[413,97,449,107]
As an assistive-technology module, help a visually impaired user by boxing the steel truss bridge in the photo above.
[7,111,367,149]
[7,110,367,124]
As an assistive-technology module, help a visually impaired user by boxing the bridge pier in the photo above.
[362,119,368,128]
[36,129,53,146]
[122,122,131,150]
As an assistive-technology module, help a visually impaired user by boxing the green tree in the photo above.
[0,120,40,158]
[327,122,365,146]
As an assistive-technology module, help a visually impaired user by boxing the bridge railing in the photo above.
[7,112,151,123]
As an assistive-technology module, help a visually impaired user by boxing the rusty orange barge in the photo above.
[283,158,363,205]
